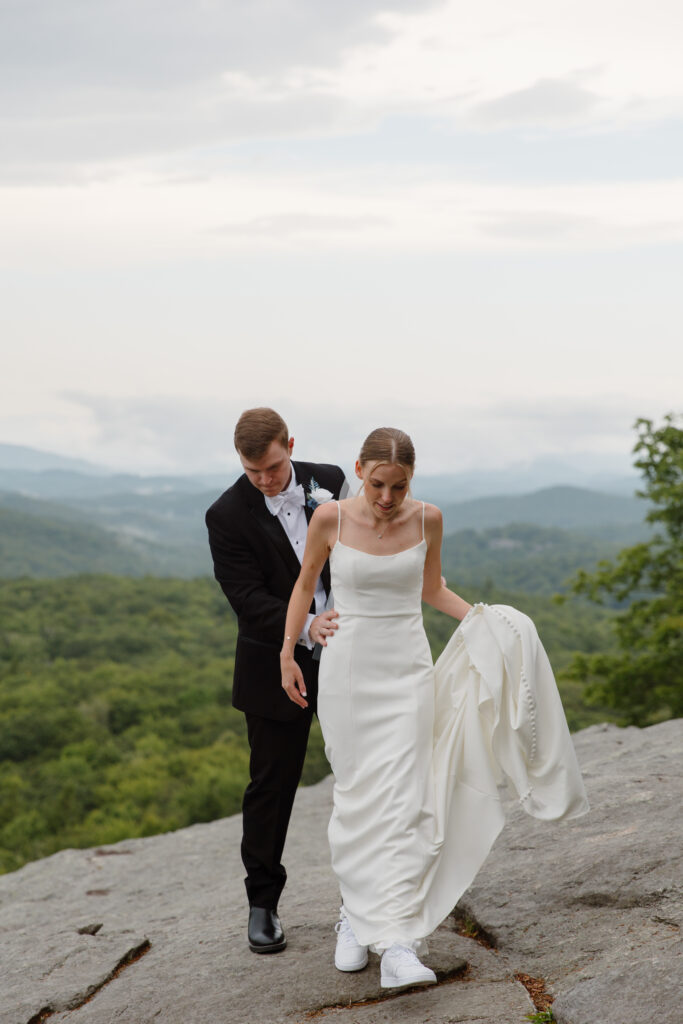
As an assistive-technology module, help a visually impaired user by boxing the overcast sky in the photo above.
[2,0,681,475]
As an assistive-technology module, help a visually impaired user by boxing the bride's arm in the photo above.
[280,502,336,707]
[421,504,472,620]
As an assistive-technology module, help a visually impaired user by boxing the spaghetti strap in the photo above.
[336,499,342,542]
[421,501,425,542]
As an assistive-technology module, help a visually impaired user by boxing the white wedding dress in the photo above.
[318,502,588,953]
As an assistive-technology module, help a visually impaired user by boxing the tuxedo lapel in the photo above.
[240,461,336,594]
[242,480,303,580]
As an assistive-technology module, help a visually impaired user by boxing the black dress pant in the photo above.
[242,709,314,909]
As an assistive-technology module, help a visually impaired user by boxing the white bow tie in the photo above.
[267,483,305,516]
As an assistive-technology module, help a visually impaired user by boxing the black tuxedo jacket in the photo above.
[205,460,346,722]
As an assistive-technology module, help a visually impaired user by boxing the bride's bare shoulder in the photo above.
[337,496,359,515]
[418,502,443,527]
[311,500,340,524]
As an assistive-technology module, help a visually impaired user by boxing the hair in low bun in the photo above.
[358,427,415,474]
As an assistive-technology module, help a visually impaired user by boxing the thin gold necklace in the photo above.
[359,496,394,538]
[375,512,397,539]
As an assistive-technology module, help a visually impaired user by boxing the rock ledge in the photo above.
[0,720,680,1024]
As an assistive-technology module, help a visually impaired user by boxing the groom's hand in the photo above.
[309,609,339,646]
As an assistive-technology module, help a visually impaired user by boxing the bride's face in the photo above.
[355,460,412,520]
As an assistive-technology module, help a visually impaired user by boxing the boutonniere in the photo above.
[307,477,334,510]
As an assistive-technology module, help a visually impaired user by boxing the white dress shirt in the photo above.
[264,468,327,648]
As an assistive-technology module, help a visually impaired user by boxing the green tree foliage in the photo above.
[0,576,336,873]
[441,522,648,597]
[564,415,683,724]
[0,563,620,874]
[0,504,162,577]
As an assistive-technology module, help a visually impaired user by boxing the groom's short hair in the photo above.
[234,407,290,460]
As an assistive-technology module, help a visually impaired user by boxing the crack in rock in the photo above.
[26,1011,51,1024]
[297,961,469,1020]
[453,908,554,1013]
[450,907,498,950]
[24,940,151,1024]
[652,915,680,929]
[514,972,554,1012]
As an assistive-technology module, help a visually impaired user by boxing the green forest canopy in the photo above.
[0,574,615,875]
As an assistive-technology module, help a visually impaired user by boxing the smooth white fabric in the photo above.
[318,539,588,954]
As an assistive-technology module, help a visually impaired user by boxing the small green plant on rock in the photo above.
[525,1011,555,1023]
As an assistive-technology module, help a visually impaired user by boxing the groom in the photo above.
[205,407,346,953]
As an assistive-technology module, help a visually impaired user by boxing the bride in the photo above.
[280,427,588,990]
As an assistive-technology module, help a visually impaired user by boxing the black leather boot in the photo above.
[248,907,287,953]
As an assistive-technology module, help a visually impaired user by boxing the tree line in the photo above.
[0,573,613,874]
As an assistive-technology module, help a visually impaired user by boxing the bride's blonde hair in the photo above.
[358,427,416,475]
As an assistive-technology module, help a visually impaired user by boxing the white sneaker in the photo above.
[334,907,369,972]
[380,944,436,989]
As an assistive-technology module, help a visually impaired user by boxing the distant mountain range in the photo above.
[0,443,105,474]
[416,462,639,502]
[0,496,213,578]
[0,504,157,577]
[0,441,650,580]
[0,441,226,499]
[440,485,648,533]
[0,467,225,501]
[0,484,649,580]
[0,443,639,502]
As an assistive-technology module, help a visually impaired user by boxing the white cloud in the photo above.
[0,0,436,96]
[0,0,440,172]
[3,169,682,272]
[1,0,682,176]
[1,0,681,473]
[291,0,683,129]
[480,210,598,241]
[472,77,602,126]
[37,390,659,476]
[214,213,390,239]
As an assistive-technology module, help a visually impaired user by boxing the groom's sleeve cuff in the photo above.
[300,613,316,650]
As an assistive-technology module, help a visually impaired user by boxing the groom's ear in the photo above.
[287,437,294,456]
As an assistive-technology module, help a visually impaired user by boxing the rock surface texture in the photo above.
[1,720,681,1024]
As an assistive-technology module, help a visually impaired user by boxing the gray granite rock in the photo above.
[0,720,680,1024]
[457,719,683,1024]
[552,959,682,1024]
[0,781,477,1024]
